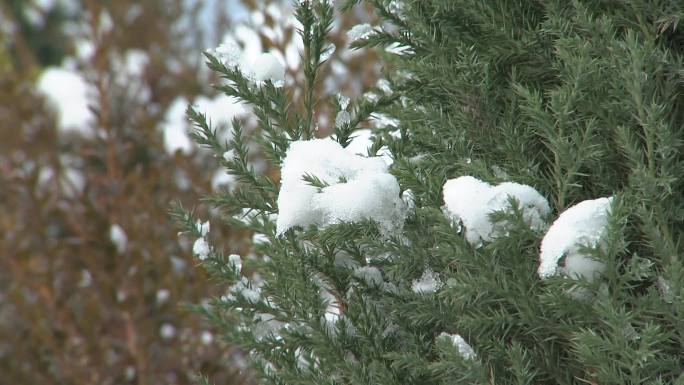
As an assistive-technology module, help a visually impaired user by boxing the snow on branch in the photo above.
[538,197,613,282]
[276,138,407,237]
[442,176,550,247]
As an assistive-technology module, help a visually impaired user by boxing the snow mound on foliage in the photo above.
[411,268,442,294]
[538,197,613,282]
[276,139,406,236]
[344,129,393,166]
[442,176,550,247]
[437,332,476,360]
[248,52,286,86]
[347,23,375,43]
[211,37,285,87]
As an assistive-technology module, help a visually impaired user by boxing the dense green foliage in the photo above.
[180,1,684,384]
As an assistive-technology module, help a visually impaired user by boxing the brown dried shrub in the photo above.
[0,1,380,384]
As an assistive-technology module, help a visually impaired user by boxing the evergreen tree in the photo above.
[176,1,684,384]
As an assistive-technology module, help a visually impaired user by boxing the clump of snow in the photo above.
[402,189,416,216]
[437,332,476,360]
[156,289,170,305]
[201,330,214,345]
[195,220,210,236]
[344,129,393,166]
[223,150,235,161]
[213,40,242,67]
[247,52,286,87]
[276,139,407,236]
[193,238,211,260]
[159,323,176,340]
[116,290,127,303]
[538,197,613,282]
[225,277,261,304]
[109,224,127,254]
[442,176,550,247]
[37,67,94,137]
[119,49,149,79]
[412,268,442,294]
[228,254,242,273]
[252,313,285,341]
[347,23,375,43]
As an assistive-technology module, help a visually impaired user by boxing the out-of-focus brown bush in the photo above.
[0,0,380,384]
[0,1,248,384]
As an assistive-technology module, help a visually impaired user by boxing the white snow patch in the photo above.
[345,129,393,166]
[223,150,235,161]
[376,78,392,94]
[211,170,236,191]
[656,277,674,303]
[347,23,375,43]
[442,176,550,247]
[161,97,194,155]
[228,254,242,274]
[37,67,94,136]
[320,43,336,62]
[159,323,176,340]
[227,277,261,304]
[156,289,170,305]
[411,268,442,294]
[438,332,476,360]
[369,113,400,128]
[248,52,286,87]
[193,94,246,143]
[194,94,247,132]
[213,40,242,67]
[252,232,269,245]
[337,93,350,110]
[385,42,413,55]
[193,238,211,260]
[125,366,136,381]
[109,224,127,254]
[195,220,210,237]
[402,189,416,216]
[275,139,406,236]
[201,331,214,345]
[538,197,613,282]
[121,49,149,78]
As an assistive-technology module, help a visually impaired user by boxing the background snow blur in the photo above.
[0,0,381,384]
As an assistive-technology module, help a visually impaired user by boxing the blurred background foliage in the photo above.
[0,0,379,384]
